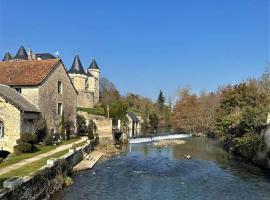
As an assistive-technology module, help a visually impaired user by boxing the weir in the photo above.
[128,133,192,144]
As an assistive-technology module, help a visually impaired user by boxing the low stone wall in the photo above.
[0,140,95,200]
[78,112,113,143]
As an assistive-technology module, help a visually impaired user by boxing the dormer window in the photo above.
[58,81,62,94]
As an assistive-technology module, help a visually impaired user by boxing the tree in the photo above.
[109,100,128,125]
[149,113,159,130]
[157,90,165,112]
[99,78,121,107]
[172,88,202,133]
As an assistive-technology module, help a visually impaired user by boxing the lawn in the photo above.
[0,140,87,188]
[78,106,105,116]
[0,137,80,170]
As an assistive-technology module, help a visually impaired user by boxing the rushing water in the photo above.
[52,136,270,200]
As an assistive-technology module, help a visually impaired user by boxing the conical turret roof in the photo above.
[68,55,86,75]
[2,52,12,61]
[14,46,28,60]
[88,59,100,70]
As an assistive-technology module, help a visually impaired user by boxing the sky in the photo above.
[0,0,269,101]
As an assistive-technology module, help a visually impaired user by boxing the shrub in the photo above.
[0,158,3,164]
[87,120,97,140]
[43,134,53,146]
[20,133,38,145]
[77,114,86,133]
[14,142,32,154]
[233,133,266,159]
[16,139,22,144]
[65,121,74,140]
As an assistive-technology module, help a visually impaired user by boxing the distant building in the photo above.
[126,112,142,137]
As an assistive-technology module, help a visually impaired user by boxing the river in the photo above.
[52,136,270,200]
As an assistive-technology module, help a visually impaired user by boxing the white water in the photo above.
[128,134,192,144]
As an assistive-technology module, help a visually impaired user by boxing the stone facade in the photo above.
[0,96,38,153]
[39,62,77,132]
[0,96,21,152]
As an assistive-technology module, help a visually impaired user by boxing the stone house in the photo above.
[68,55,100,108]
[126,112,142,137]
[0,46,78,152]
[0,85,40,152]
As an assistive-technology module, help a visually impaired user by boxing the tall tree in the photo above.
[157,90,165,112]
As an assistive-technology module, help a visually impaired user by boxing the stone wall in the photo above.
[0,96,21,153]
[77,91,94,108]
[0,141,95,200]
[39,62,77,132]
[78,112,113,142]
[18,87,39,109]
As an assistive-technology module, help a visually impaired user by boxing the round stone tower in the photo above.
[68,55,87,92]
[87,59,100,104]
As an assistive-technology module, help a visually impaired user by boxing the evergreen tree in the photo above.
[157,90,165,112]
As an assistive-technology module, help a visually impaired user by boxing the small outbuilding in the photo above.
[126,112,141,137]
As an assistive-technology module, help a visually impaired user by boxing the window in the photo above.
[15,88,21,93]
[57,103,63,116]
[58,81,62,94]
[0,121,4,138]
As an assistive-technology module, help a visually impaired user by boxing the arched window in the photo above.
[0,121,4,138]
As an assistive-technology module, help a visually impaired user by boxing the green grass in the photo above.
[0,140,87,188]
[78,106,105,116]
[0,137,80,170]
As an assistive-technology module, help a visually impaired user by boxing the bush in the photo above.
[14,142,32,154]
[87,120,97,140]
[20,133,38,145]
[233,133,266,159]
[77,114,86,133]
[16,139,22,144]
[43,134,53,146]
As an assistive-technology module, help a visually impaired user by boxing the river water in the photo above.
[52,136,270,200]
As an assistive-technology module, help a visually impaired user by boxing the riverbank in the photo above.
[0,139,96,200]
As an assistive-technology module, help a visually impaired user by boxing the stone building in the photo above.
[0,46,77,152]
[68,55,100,108]
[3,46,101,109]
[126,112,142,137]
[0,85,40,152]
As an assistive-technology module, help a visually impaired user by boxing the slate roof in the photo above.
[69,55,86,75]
[0,84,39,112]
[0,59,60,86]
[2,52,12,61]
[127,112,139,122]
[35,53,56,60]
[88,59,100,70]
[13,46,28,60]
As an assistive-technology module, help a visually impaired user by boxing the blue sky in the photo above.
[0,0,269,101]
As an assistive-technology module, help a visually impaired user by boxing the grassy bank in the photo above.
[0,138,80,170]
[0,140,87,188]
